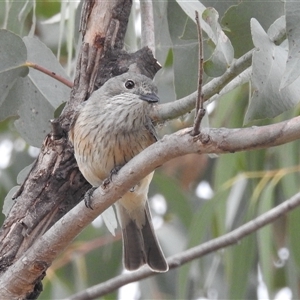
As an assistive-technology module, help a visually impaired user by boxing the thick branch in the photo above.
[1,115,300,298]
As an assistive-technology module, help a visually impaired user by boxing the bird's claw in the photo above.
[130,185,137,192]
[102,165,122,189]
[84,187,97,209]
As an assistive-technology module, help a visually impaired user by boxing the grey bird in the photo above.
[69,72,169,272]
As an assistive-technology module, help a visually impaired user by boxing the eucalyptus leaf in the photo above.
[288,207,300,273]
[203,7,234,77]
[3,186,19,217]
[245,19,300,122]
[0,29,28,110]
[153,1,176,103]
[280,1,300,89]
[257,182,276,292]
[267,16,286,44]
[222,0,284,57]
[168,1,198,98]
[175,0,214,41]
[0,33,70,146]
[17,163,34,185]
[177,199,215,298]
[23,36,71,109]
[228,233,256,299]
[3,0,34,36]
[13,76,57,147]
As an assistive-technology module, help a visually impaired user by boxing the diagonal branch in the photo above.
[152,16,287,123]
[1,115,300,298]
[152,49,253,122]
[67,190,300,300]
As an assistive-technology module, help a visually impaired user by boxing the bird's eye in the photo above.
[125,79,135,89]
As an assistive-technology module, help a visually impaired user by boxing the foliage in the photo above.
[1,0,300,299]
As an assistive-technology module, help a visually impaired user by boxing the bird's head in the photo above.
[102,72,160,104]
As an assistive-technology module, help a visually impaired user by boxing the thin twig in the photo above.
[26,61,73,88]
[192,10,206,136]
[67,191,300,300]
[152,49,253,123]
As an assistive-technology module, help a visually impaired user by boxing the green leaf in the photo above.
[16,163,34,185]
[1,36,71,146]
[245,19,300,122]
[222,0,284,57]
[153,0,172,64]
[257,182,276,292]
[288,206,300,274]
[280,0,300,89]
[176,199,215,298]
[203,7,234,77]
[152,1,176,104]
[2,186,19,217]
[175,0,214,41]
[13,76,58,146]
[276,140,300,200]
[200,1,240,18]
[23,36,70,109]
[0,29,28,109]
[227,233,256,299]
[3,0,34,36]
[153,172,192,229]
[167,1,198,98]
[36,0,61,18]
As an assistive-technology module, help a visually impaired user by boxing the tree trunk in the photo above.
[0,1,160,298]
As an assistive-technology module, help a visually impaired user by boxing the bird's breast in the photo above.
[72,103,156,186]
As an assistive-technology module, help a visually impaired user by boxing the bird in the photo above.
[69,72,169,272]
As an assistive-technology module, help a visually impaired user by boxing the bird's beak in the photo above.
[139,93,160,103]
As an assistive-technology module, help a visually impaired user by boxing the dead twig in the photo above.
[192,10,206,136]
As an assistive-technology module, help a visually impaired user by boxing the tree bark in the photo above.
[0,1,160,298]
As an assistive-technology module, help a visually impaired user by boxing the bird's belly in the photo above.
[74,130,152,186]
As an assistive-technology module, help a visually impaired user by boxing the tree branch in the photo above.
[152,49,253,123]
[1,115,300,298]
[68,190,300,300]
[152,17,287,123]
[192,10,205,136]
[25,61,73,88]
[140,0,156,54]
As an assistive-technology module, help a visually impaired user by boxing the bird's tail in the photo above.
[117,201,169,273]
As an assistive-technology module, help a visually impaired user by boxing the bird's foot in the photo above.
[102,165,122,189]
[84,187,97,209]
[130,184,138,192]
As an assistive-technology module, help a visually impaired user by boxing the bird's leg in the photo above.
[84,187,97,209]
[102,165,139,192]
